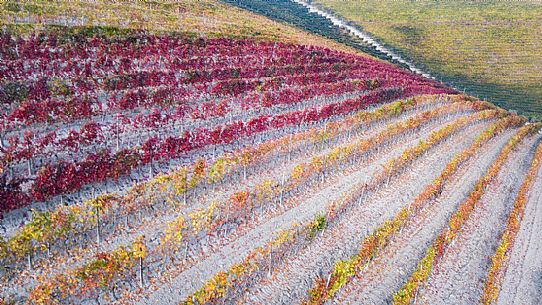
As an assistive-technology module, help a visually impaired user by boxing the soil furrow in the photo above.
[497,153,542,305]
[132,118,474,305]
[330,129,519,304]
[1,92,391,235]
[233,122,490,305]
[4,101,458,288]
[414,135,540,305]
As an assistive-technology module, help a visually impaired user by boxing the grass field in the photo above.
[313,0,542,119]
[0,0,367,56]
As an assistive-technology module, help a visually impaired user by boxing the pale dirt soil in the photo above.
[412,135,539,305]
[1,90,391,236]
[229,122,490,305]
[331,129,523,305]
[131,115,481,305]
[1,102,460,299]
[497,147,542,305]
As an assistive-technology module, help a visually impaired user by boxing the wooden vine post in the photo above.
[96,205,101,245]
[90,193,113,246]
[241,151,250,181]
[320,120,328,151]
[279,171,285,209]
[287,133,293,162]
[116,115,120,152]
[133,235,147,288]
[268,244,273,277]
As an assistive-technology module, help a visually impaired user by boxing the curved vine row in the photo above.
[479,139,542,305]
[392,123,541,305]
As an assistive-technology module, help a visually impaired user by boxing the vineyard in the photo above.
[1,2,542,305]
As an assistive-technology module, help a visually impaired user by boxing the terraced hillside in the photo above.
[311,0,542,120]
[0,0,365,56]
[1,2,542,305]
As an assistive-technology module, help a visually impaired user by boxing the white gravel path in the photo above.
[292,0,433,78]
[232,122,490,305]
[414,135,540,305]
[332,129,521,305]
[497,144,542,305]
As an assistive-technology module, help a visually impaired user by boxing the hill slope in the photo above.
[1,2,542,305]
[0,0,365,55]
[312,0,542,119]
